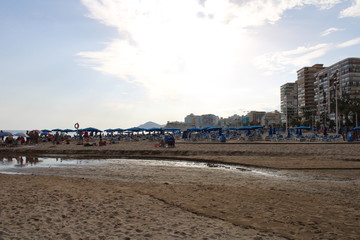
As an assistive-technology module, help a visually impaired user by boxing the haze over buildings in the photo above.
[1,1,360,130]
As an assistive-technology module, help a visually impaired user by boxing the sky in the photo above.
[1,0,360,130]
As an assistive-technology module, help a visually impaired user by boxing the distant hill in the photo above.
[137,121,164,129]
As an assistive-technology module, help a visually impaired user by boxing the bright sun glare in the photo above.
[79,0,254,101]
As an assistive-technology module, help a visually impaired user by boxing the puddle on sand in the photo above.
[0,156,281,178]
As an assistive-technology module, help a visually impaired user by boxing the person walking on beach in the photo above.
[53,131,60,145]
[84,131,90,142]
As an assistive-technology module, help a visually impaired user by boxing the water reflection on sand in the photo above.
[0,156,281,178]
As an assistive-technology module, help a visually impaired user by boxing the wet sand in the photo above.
[1,141,360,239]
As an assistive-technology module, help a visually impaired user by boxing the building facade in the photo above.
[184,113,219,128]
[314,58,360,127]
[296,64,325,121]
[280,82,298,125]
[247,111,266,124]
[219,114,242,128]
[261,110,281,126]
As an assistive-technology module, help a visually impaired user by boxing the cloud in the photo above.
[337,37,360,48]
[256,35,360,73]
[321,27,344,36]
[255,43,331,71]
[340,0,360,17]
[78,0,342,101]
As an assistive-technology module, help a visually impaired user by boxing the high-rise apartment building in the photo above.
[314,58,360,126]
[296,64,325,121]
[280,83,298,125]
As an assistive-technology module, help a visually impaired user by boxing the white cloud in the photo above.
[256,35,360,73]
[337,37,360,48]
[78,0,341,92]
[77,0,347,120]
[255,43,331,71]
[321,27,344,36]
[340,0,360,17]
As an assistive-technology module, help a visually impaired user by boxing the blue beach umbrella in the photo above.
[187,128,202,132]
[52,129,62,132]
[146,128,163,132]
[225,127,238,131]
[125,127,145,132]
[113,128,124,132]
[61,129,75,133]
[164,128,181,132]
[0,131,13,137]
[295,126,311,130]
[249,126,263,130]
[104,129,115,132]
[83,127,102,132]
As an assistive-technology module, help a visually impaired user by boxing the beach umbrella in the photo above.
[187,128,202,132]
[125,127,145,132]
[295,126,311,130]
[83,127,102,132]
[164,128,181,132]
[52,129,62,132]
[104,129,115,132]
[41,129,51,133]
[146,128,163,132]
[205,127,222,132]
[250,126,263,129]
[61,129,75,133]
[113,128,124,132]
[0,131,13,137]
[31,130,41,133]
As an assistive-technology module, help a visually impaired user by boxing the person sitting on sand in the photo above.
[167,135,175,148]
[159,138,166,147]
[5,136,14,145]
[99,136,107,146]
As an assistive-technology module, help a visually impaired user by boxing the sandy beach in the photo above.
[1,141,360,239]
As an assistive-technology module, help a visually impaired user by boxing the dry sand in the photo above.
[1,140,360,239]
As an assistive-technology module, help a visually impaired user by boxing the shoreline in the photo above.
[1,140,360,169]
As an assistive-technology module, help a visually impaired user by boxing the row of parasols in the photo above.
[3,125,358,138]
